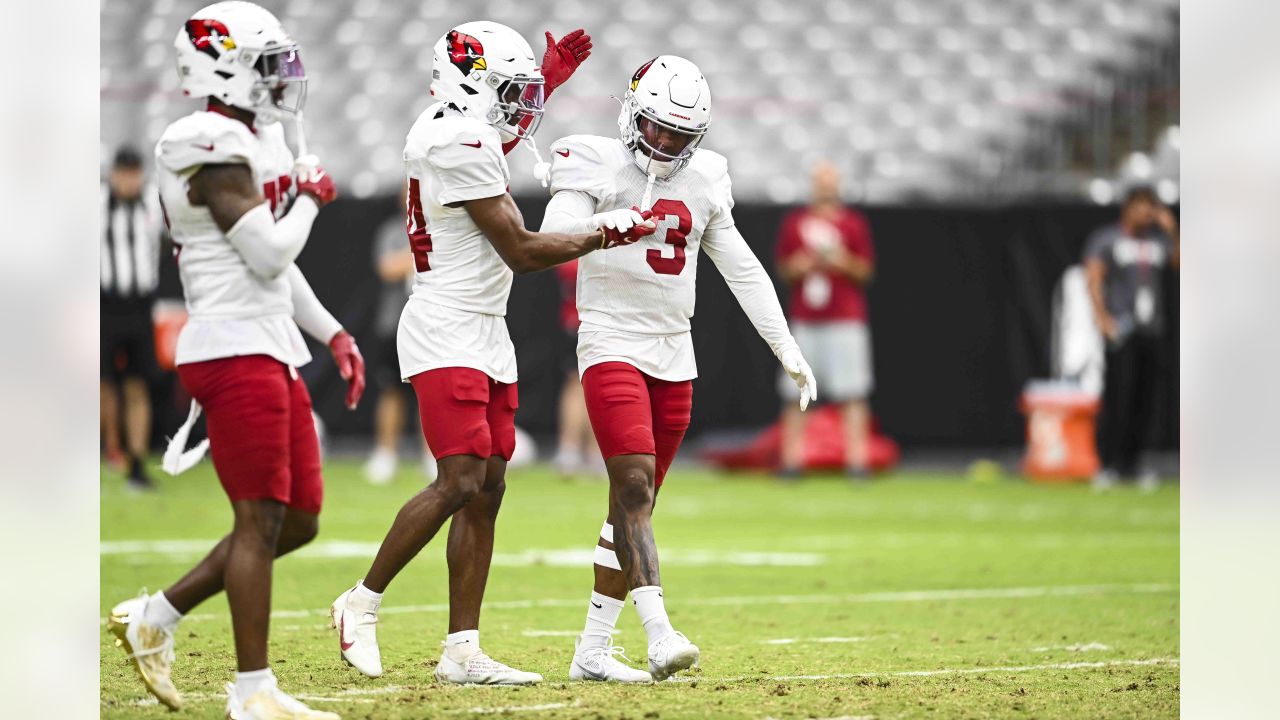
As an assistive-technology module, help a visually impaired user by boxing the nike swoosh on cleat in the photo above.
[191,143,215,151]
[556,149,570,157]
[340,615,354,651]
[460,141,482,148]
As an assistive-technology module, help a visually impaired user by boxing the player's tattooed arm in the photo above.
[186,163,266,233]
[464,193,600,274]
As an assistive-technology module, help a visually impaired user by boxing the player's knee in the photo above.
[433,465,485,509]
[232,500,287,550]
[611,466,654,514]
[279,513,319,553]
[483,476,507,505]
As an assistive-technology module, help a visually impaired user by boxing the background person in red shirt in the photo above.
[776,162,876,477]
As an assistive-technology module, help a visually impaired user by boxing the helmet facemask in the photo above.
[248,44,307,122]
[484,72,545,140]
[619,91,707,178]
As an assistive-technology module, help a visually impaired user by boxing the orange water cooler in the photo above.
[1020,381,1100,483]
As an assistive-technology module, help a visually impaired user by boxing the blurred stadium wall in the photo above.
[103,0,1178,451]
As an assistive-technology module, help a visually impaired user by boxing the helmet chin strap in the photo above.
[634,149,669,211]
[523,135,551,188]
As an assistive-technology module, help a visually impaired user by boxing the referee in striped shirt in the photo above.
[101,146,165,491]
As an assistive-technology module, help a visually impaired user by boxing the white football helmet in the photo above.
[173,1,306,123]
[430,21,545,141]
[617,56,711,178]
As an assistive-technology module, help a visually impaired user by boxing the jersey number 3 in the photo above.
[406,178,433,271]
[645,199,692,276]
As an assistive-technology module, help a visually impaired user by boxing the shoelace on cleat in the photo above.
[584,639,637,667]
[128,629,176,666]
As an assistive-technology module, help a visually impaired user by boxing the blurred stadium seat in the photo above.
[101,0,1178,203]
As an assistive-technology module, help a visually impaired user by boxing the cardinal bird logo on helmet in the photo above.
[185,18,236,60]
[446,30,486,76]
[630,58,656,91]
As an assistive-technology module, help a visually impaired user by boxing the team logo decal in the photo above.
[185,18,236,60]
[446,30,486,76]
[630,57,656,91]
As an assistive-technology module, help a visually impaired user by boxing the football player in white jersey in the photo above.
[105,4,362,718]
[329,21,654,686]
[539,56,818,682]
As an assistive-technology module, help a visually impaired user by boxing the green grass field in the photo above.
[101,460,1179,719]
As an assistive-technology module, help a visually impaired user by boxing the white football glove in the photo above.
[591,208,652,234]
[293,153,321,184]
[779,346,817,411]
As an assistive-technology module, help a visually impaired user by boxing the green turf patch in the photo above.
[102,462,1178,718]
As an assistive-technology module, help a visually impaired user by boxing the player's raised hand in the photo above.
[780,346,818,411]
[329,330,366,409]
[541,28,593,94]
[295,154,338,207]
[597,207,656,249]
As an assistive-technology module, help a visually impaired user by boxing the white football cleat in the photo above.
[647,630,699,681]
[226,680,340,720]
[569,636,652,683]
[107,593,183,710]
[329,587,382,677]
[434,647,543,685]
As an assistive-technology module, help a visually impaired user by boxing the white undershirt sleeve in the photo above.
[286,263,343,344]
[702,223,799,359]
[225,195,319,280]
[539,190,601,234]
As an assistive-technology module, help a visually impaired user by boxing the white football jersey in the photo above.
[155,110,310,367]
[397,102,518,383]
[547,135,735,381]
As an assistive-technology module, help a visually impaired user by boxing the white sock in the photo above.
[631,586,673,645]
[235,667,275,699]
[351,581,383,611]
[144,591,183,632]
[445,629,480,662]
[580,592,625,651]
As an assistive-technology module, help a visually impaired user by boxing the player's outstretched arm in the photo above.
[189,161,337,280]
[704,223,817,409]
[465,193,648,274]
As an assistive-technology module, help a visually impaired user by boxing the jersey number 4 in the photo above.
[406,178,433,271]
[645,199,692,276]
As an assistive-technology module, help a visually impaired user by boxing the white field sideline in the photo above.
[102,582,1176,624]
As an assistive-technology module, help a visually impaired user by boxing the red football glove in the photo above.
[601,208,656,249]
[541,28,593,96]
[297,167,337,207]
[329,330,365,409]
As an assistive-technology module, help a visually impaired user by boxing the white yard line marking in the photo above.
[100,541,823,566]
[452,700,580,715]
[110,582,1176,624]
[764,637,869,645]
[698,657,1178,684]
[294,695,374,704]
[1031,642,1113,652]
[110,659,1176,710]
[766,716,875,720]
[330,685,406,697]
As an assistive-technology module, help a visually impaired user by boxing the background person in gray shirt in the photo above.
[1084,185,1180,490]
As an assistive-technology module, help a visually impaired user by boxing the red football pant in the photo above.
[582,361,693,488]
[176,355,323,513]
[411,367,518,461]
